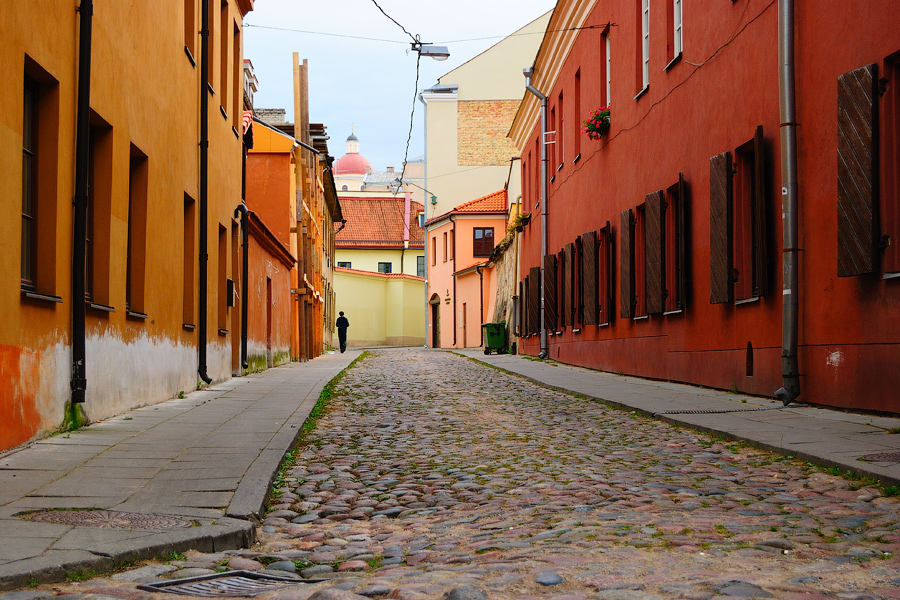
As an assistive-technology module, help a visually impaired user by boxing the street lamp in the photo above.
[411,41,450,61]
[391,177,437,208]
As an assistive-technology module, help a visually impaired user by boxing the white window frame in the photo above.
[605,34,612,105]
[642,0,650,90]
[673,0,682,57]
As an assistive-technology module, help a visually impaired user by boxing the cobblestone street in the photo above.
[22,349,900,600]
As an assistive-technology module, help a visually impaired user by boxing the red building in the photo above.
[510,0,900,412]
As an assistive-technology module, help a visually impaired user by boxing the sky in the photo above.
[243,0,556,173]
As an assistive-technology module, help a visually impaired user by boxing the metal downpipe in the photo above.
[197,0,212,384]
[524,68,549,359]
[71,0,93,404]
[234,203,249,370]
[775,0,801,405]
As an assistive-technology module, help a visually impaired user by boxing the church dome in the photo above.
[334,131,372,175]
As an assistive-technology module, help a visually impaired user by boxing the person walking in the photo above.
[336,311,349,353]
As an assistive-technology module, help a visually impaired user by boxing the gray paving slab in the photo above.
[0,350,359,591]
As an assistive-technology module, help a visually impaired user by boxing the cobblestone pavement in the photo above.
[10,349,900,600]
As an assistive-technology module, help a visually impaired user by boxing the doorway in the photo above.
[429,294,441,348]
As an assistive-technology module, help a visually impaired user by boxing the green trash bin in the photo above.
[481,321,506,355]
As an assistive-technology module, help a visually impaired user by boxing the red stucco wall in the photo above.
[516,1,900,412]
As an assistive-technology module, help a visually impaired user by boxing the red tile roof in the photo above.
[454,189,508,213]
[335,196,425,249]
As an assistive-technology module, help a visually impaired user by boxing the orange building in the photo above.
[0,0,252,451]
[426,190,509,349]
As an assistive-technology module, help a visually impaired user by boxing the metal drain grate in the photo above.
[859,452,900,463]
[138,571,309,597]
[655,405,789,416]
[20,509,192,530]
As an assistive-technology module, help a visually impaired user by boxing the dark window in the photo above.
[528,266,541,335]
[431,236,436,265]
[417,255,425,277]
[337,261,351,268]
[574,70,582,159]
[544,253,558,331]
[664,174,688,312]
[127,146,149,313]
[582,230,599,326]
[645,190,665,315]
[85,128,95,301]
[620,208,635,318]
[183,195,196,325]
[21,78,37,289]
[883,53,900,274]
[710,126,769,303]
[443,231,447,262]
[473,227,494,257]
[378,262,392,274]
[557,248,566,328]
[633,204,647,317]
[558,91,565,168]
[599,222,614,325]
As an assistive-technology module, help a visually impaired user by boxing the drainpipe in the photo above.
[524,67,549,359]
[419,92,430,348]
[71,0,93,404]
[234,203,249,370]
[450,214,457,347]
[476,265,484,346]
[774,0,801,405]
[197,0,212,384]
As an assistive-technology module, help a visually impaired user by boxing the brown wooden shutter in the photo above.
[517,280,524,336]
[676,173,687,310]
[529,266,541,335]
[557,249,566,328]
[752,125,768,296]
[837,63,878,276]
[582,230,599,325]
[645,190,665,314]
[575,236,584,326]
[710,151,733,304]
[544,254,558,331]
[600,222,614,324]
[565,243,575,326]
[620,209,634,318]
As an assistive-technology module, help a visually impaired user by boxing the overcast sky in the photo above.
[244,0,556,172]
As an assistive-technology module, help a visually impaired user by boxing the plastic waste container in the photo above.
[481,321,506,355]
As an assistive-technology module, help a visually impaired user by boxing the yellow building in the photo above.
[0,0,252,451]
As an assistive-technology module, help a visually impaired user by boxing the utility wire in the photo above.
[369,0,419,44]
[244,23,406,44]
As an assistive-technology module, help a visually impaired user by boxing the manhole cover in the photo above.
[20,509,193,529]
[138,571,308,597]
[859,452,900,463]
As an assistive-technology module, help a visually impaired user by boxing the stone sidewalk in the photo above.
[457,348,900,487]
[0,350,360,590]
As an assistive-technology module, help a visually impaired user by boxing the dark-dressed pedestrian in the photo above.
[336,311,349,353]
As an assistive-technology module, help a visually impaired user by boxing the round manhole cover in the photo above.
[20,509,193,530]
[860,452,900,463]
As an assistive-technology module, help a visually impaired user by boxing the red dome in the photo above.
[334,153,373,176]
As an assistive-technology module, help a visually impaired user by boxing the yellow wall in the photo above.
[0,0,250,450]
[335,249,425,277]
[333,271,425,347]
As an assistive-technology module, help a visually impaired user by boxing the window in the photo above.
[233,23,240,130]
[220,2,229,115]
[473,227,494,257]
[544,253,558,331]
[431,236,436,265]
[549,106,557,175]
[184,0,196,62]
[341,185,348,191]
[574,70,582,159]
[620,208,635,318]
[127,145,148,315]
[633,204,647,317]
[19,55,69,301]
[667,0,682,67]
[450,229,455,259]
[557,91,565,168]
[337,261,351,268]
[21,78,37,290]
[442,231,448,262]
[183,194,196,326]
[709,126,768,304]
[417,255,425,278]
[664,174,688,312]
[637,0,650,95]
[88,116,113,307]
[378,262,392,274]
[602,29,612,106]
[208,0,216,92]
[882,54,900,275]
[218,224,228,332]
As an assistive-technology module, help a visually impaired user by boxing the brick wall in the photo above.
[458,100,521,166]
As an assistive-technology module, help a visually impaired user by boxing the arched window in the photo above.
[341,185,348,191]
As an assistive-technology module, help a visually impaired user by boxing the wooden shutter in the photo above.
[752,125,768,296]
[600,222,613,325]
[565,243,575,326]
[620,209,634,318]
[575,236,584,326]
[557,249,566,328]
[837,63,878,276]
[517,280,524,336]
[544,254,558,331]
[710,151,733,304]
[645,190,665,314]
[529,266,541,335]
[582,230,599,325]
[676,173,687,310]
